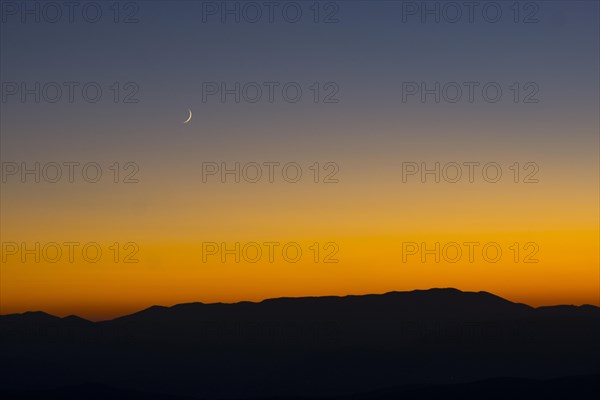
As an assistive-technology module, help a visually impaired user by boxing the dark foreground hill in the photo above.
[1,288,599,398]
[3,375,600,400]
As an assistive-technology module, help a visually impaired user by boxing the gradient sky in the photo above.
[1,0,599,320]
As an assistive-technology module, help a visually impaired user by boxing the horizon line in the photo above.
[2,287,598,323]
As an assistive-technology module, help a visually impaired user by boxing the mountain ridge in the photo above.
[4,287,597,323]
[2,287,600,398]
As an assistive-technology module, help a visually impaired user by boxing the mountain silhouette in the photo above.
[1,288,599,398]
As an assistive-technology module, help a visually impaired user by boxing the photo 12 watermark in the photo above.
[1,241,140,264]
[401,241,540,264]
[199,1,341,24]
[0,1,141,24]
[401,81,539,104]
[1,81,140,104]
[399,1,540,24]
[201,81,340,104]
[1,162,140,184]
[201,241,340,264]
[201,161,339,183]
[401,162,539,183]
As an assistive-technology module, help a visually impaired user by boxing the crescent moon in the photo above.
[183,109,192,124]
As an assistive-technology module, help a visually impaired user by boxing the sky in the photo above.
[1,0,599,320]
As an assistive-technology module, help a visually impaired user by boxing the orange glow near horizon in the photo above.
[1,166,598,320]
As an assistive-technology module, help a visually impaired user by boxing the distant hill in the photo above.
[2,288,599,398]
